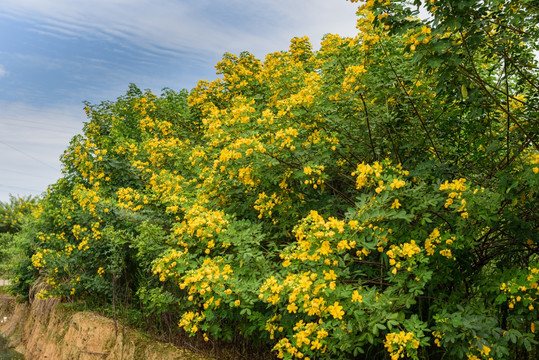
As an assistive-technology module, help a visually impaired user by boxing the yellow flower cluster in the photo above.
[179,258,233,301]
[178,311,205,334]
[499,266,539,311]
[273,320,328,360]
[424,228,441,255]
[384,331,420,360]
[175,205,228,247]
[353,161,382,189]
[424,228,455,259]
[465,338,494,360]
[133,96,157,118]
[525,151,539,174]
[143,137,181,167]
[353,161,408,192]
[61,139,97,181]
[386,241,421,275]
[265,314,283,340]
[303,165,325,189]
[403,25,432,52]
[116,187,146,212]
[354,0,391,52]
[31,250,45,268]
[254,192,283,219]
[439,178,469,218]
[432,330,443,347]
[73,184,102,215]
[342,65,367,94]
[281,210,357,264]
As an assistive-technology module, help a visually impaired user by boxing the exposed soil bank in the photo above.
[0,294,208,360]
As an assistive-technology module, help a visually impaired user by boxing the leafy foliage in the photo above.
[5,1,538,359]
[0,195,37,276]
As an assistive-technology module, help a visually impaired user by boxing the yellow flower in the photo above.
[389,178,406,189]
[352,290,363,303]
[287,303,298,313]
[439,249,452,259]
[480,345,491,356]
[327,302,344,319]
[323,270,337,281]
[282,259,291,267]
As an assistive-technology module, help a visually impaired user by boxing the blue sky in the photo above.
[0,0,359,202]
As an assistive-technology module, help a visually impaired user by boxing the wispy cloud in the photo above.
[0,0,359,59]
[0,65,7,78]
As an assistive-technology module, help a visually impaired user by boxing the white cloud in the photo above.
[0,65,7,78]
[0,101,85,202]
[0,0,359,59]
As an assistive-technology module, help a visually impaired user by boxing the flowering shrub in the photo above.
[7,1,538,359]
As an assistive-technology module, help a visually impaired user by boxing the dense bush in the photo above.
[6,1,538,359]
[0,195,37,278]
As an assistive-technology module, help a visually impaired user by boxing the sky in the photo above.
[0,0,360,203]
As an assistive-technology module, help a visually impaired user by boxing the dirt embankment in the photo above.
[0,294,208,360]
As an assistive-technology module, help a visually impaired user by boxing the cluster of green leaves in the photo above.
[5,1,538,359]
[0,195,37,276]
